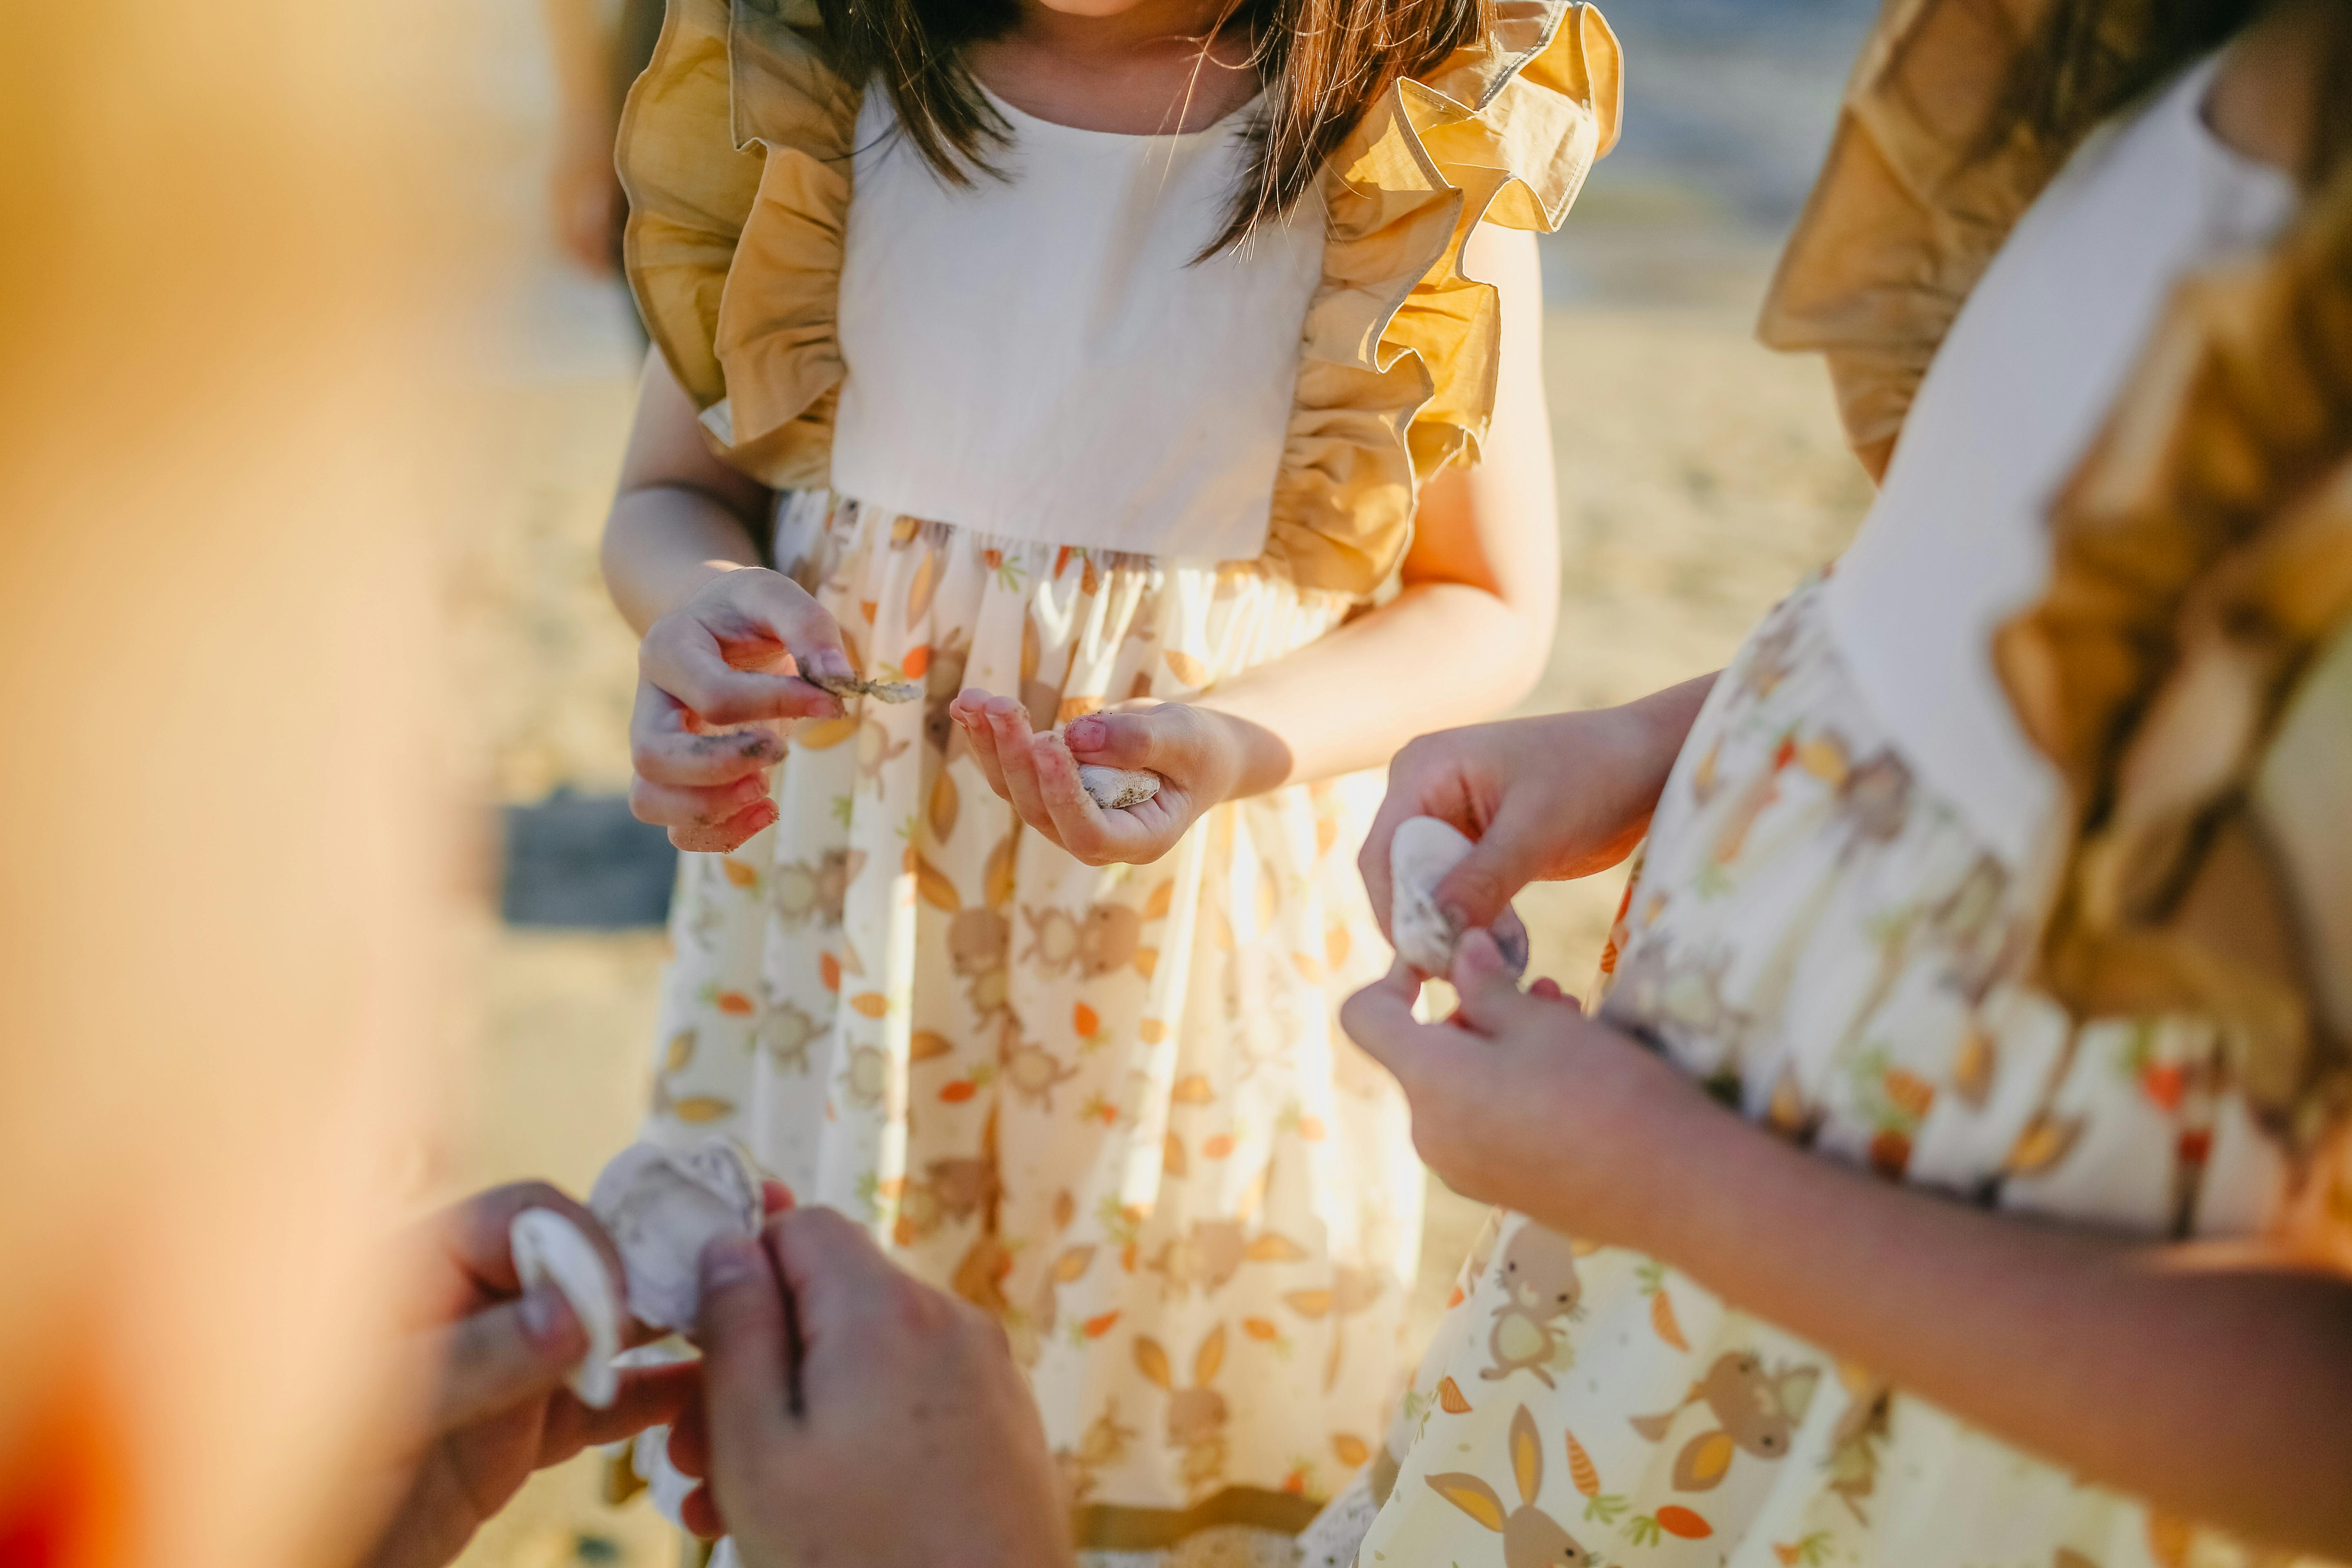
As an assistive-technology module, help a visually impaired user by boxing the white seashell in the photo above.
[509,1207,624,1408]
[806,670,922,704]
[1078,764,1160,810]
[588,1135,764,1335]
[1389,815,1528,978]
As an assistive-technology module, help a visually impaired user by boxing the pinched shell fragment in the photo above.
[1078,765,1160,811]
[509,1207,624,1408]
[588,1135,764,1335]
[806,670,922,704]
[1389,815,1528,978]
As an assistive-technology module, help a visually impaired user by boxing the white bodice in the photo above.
[830,85,1323,562]
[1822,55,2294,870]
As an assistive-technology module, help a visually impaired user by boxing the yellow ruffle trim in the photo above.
[617,0,1620,595]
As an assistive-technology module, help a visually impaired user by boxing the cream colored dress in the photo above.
[613,1,1624,1557]
[1307,60,2351,1568]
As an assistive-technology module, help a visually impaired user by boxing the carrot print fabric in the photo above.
[1315,577,2345,1568]
[644,492,1423,1559]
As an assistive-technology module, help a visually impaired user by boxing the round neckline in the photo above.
[976,80,1263,145]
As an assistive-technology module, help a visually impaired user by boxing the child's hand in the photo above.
[1339,929,1706,1250]
[630,568,853,854]
[948,693,1245,866]
[1359,700,1689,947]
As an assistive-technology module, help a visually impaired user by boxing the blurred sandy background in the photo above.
[434,1,1878,1560]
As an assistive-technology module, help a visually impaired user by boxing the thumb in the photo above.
[1063,707,1180,773]
[695,1233,793,1483]
[1448,929,1555,1038]
[1430,799,1551,933]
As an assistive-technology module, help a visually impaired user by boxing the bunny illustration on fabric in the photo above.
[1425,1404,1589,1568]
[1482,1223,1583,1387]
[1136,1323,1231,1497]
[1629,1350,1820,1491]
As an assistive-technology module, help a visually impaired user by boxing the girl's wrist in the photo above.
[1192,702,1289,802]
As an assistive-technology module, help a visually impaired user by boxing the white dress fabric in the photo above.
[832,88,1325,561]
[1310,59,2342,1568]
[641,75,1419,1562]
[1820,56,2295,871]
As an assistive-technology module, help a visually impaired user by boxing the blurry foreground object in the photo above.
[0,1,485,1564]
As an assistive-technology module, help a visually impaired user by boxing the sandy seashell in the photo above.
[1078,765,1160,811]
[588,1135,764,1335]
[806,670,922,704]
[509,1207,623,1408]
[1390,815,1528,978]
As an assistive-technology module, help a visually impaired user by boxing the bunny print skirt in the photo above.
[1307,575,2345,1568]
[640,492,1423,1561]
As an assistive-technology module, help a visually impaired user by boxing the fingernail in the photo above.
[1066,715,1106,750]
[810,650,852,680]
[518,1283,579,1351]
[700,1233,761,1289]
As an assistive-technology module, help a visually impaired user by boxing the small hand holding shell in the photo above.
[1077,764,1161,811]
[1390,815,1529,978]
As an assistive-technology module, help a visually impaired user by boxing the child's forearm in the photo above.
[601,486,768,636]
[1635,1097,2352,1555]
[1196,575,1553,795]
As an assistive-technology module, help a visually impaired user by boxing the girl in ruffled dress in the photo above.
[597,0,1620,1557]
[1332,1,2352,1565]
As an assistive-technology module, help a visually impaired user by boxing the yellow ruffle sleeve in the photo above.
[617,0,1621,594]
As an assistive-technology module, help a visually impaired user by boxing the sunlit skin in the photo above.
[1342,7,2352,1557]
[604,0,1561,861]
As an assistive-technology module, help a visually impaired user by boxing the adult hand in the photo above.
[1359,683,1711,944]
[677,1207,1074,1567]
[361,1183,696,1568]
[948,693,1246,867]
[1339,932,1708,1250]
[630,567,855,854]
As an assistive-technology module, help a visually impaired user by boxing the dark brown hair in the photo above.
[1981,0,2352,184]
[810,0,1494,254]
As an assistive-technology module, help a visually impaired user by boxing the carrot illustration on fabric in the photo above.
[1425,1405,1590,1568]
[1628,1350,1820,1491]
[1482,1223,1583,1387]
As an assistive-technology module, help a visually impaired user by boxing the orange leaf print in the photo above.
[1564,1430,1600,1499]
[715,991,755,1016]
[927,769,960,842]
[1202,1134,1236,1160]
[668,1096,735,1124]
[720,858,759,888]
[1294,1115,1326,1142]
[1326,924,1351,970]
[1244,1318,1281,1341]
[1058,696,1102,725]
[1170,1074,1215,1105]
[1051,1245,1097,1284]
[983,835,1018,911]
[1650,1287,1690,1352]
[1073,1002,1100,1038]
[1135,947,1158,979]
[1316,814,1339,857]
[1162,1133,1187,1176]
[2008,1111,2085,1174]
[911,855,960,913]
[1052,1189,1076,1230]
[1291,951,1324,983]
[850,992,889,1019]
[819,952,841,992]
[940,1080,977,1103]
[1868,1129,1912,1178]
[1883,1068,1936,1120]
[905,550,938,623]
[901,644,931,679]
[1284,1290,1333,1319]
[1139,1019,1168,1045]
[1435,1376,1471,1414]
[663,1030,696,1076]
[1332,1434,1370,1468]
[909,1031,954,1063]
[1020,611,1042,688]
[1655,1505,1713,1540]
[1143,880,1175,920]
[1083,1310,1120,1340]
[795,716,858,751]
[1164,648,1209,688]
[860,599,878,625]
